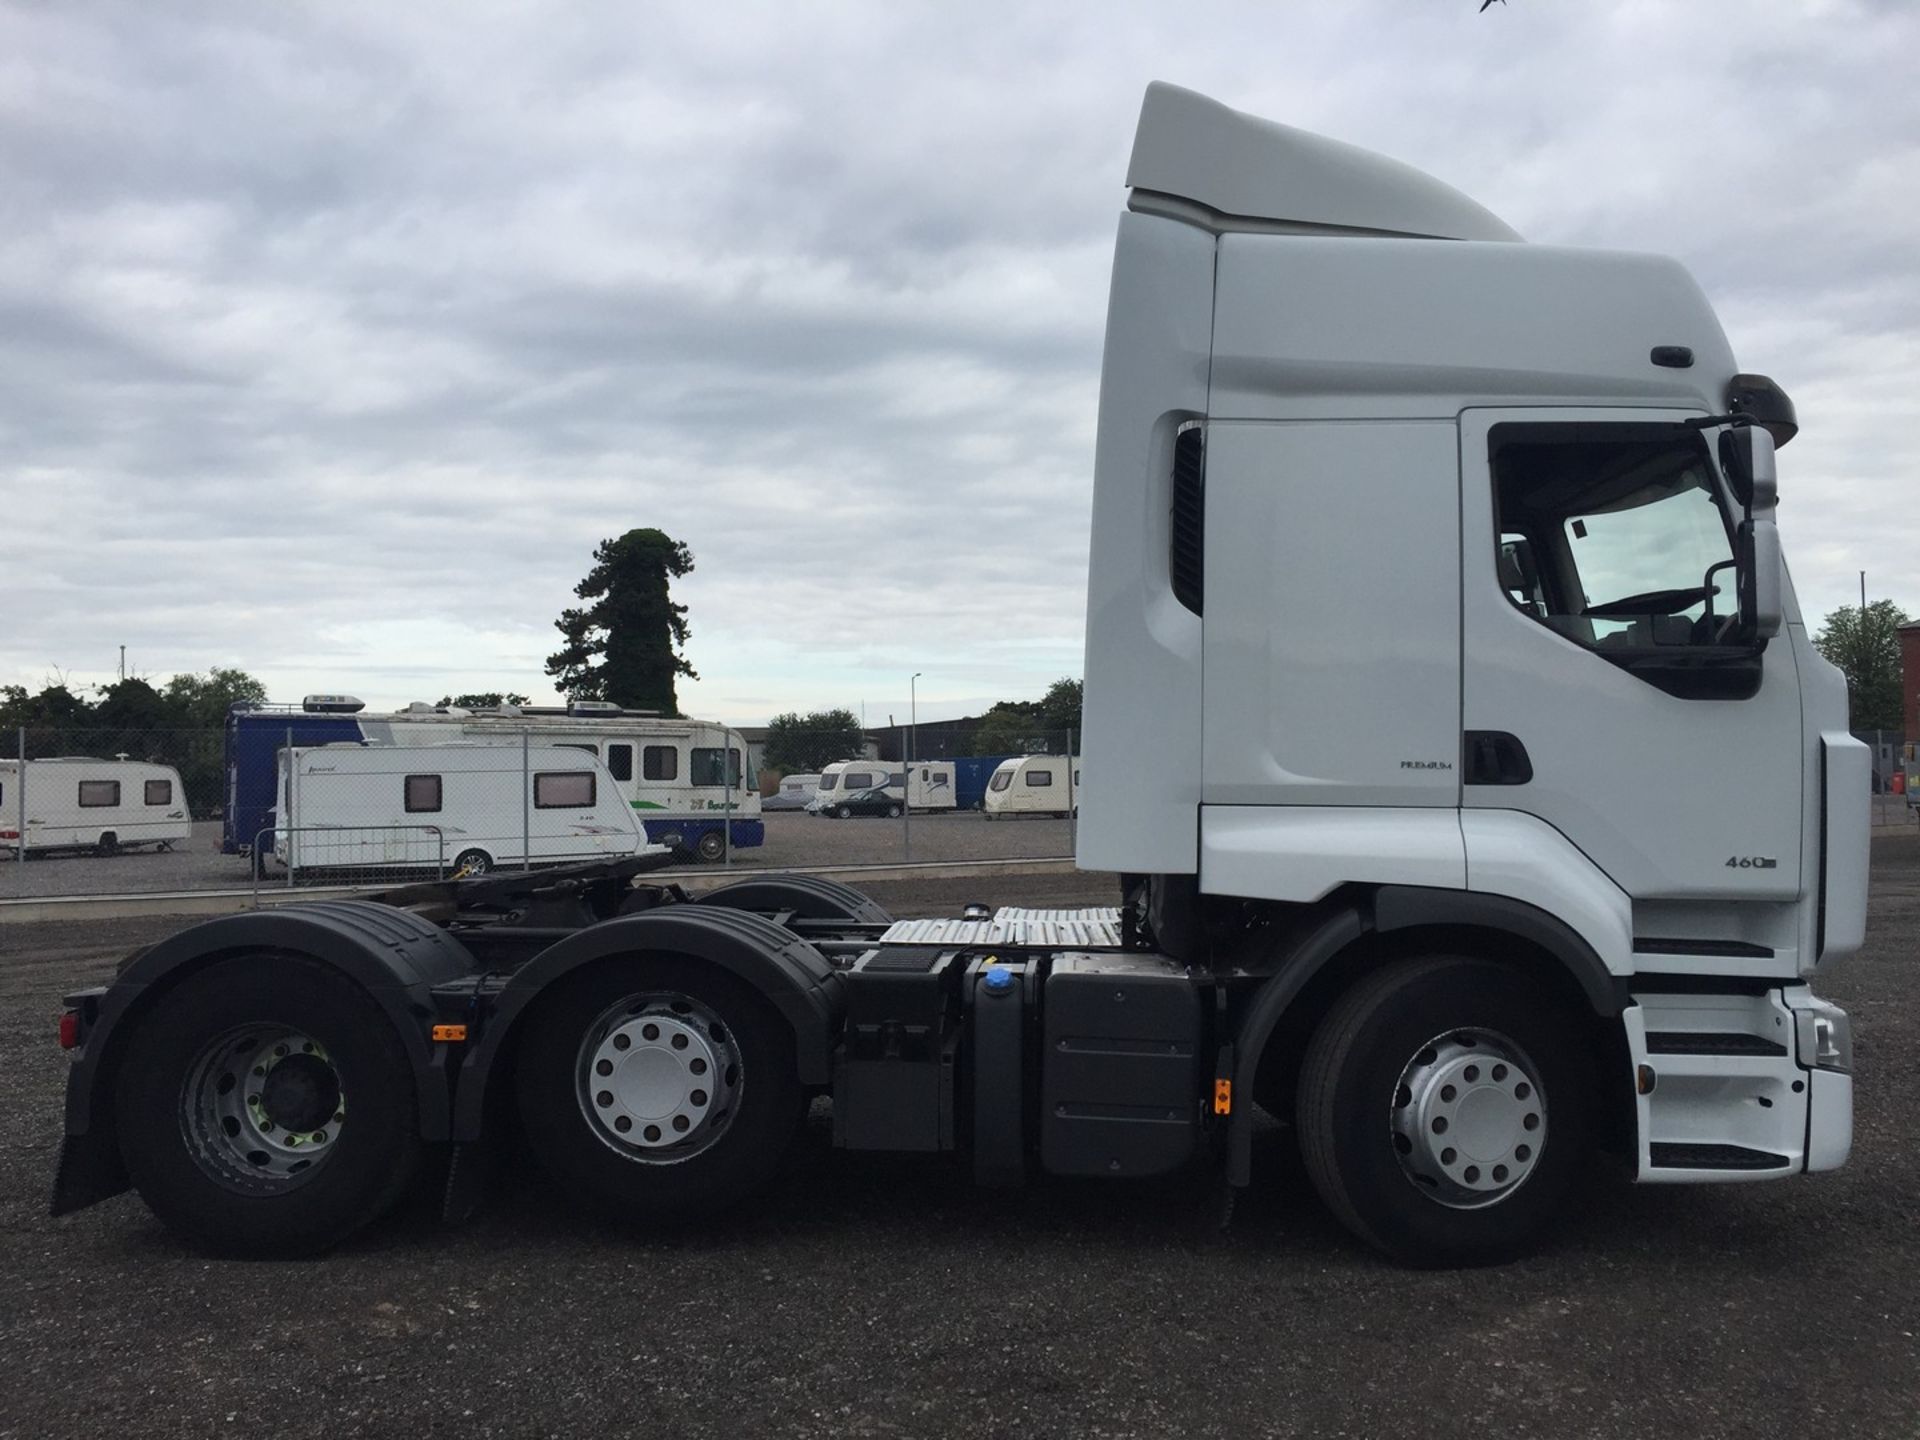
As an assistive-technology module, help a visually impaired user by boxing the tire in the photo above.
[113,955,421,1256]
[835,805,852,820]
[96,832,119,858]
[1296,956,1593,1267]
[695,830,727,864]
[453,848,494,876]
[885,804,903,819]
[514,957,803,1221]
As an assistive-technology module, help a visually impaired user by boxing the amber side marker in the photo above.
[431,1023,469,1043]
[1213,1078,1232,1115]
[1637,1064,1657,1095]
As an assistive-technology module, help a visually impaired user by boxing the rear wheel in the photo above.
[835,805,852,820]
[514,957,803,1220]
[96,832,119,857]
[1296,956,1592,1267]
[695,830,727,863]
[885,804,903,819]
[114,956,421,1256]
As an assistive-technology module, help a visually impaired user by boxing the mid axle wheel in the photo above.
[517,957,802,1220]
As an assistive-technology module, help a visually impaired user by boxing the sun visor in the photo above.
[1126,83,1522,242]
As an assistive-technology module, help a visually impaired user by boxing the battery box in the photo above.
[832,947,964,1151]
[1040,952,1202,1177]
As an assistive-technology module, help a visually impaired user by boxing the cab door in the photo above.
[1459,408,1802,902]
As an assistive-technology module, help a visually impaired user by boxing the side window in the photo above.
[1027,768,1053,788]
[643,746,678,782]
[1492,427,1735,652]
[404,774,442,813]
[534,771,595,808]
[842,770,875,790]
[692,747,745,787]
[144,779,173,806]
[607,744,633,782]
[79,780,120,808]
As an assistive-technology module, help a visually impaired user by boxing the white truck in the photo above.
[51,85,1864,1268]
[267,742,668,876]
[0,757,192,857]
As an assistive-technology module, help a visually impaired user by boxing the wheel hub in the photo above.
[181,1027,347,1190]
[1391,1029,1545,1208]
[579,996,741,1157]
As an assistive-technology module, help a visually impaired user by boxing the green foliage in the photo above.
[0,668,266,814]
[763,708,865,775]
[1813,600,1910,731]
[437,692,531,709]
[968,677,1081,756]
[546,529,697,716]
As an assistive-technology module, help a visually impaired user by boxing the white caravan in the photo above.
[270,743,664,875]
[982,755,1079,818]
[905,761,957,811]
[0,758,192,857]
[808,760,902,814]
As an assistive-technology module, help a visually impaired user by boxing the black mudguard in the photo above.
[52,901,479,1216]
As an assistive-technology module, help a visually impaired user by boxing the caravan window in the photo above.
[79,780,120,808]
[643,746,678,781]
[557,742,599,757]
[989,770,1013,792]
[535,771,596,809]
[842,770,876,791]
[692,747,744,788]
[607,744,633,782]
[1027,768,1053,788]
[404,775,443,813]
[144,779,172,806]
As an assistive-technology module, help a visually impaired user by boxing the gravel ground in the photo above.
[0,812,1075,900]
[1,855,1917,1438]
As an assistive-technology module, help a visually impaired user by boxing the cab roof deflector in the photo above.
[1126,82,1523,243]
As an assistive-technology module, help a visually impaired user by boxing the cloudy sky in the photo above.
[4,0,1916,728]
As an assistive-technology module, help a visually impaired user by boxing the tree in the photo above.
[970,700,1044,757]
[1037,677,1083,737]
[438,692,530,709]
[763,708,865,774]
[546,529,697,715]
[160,667,269,731]
[1814,600,1909,731]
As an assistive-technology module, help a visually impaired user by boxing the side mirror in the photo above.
[1738,516,1783,642]
[1719,426,1778,511]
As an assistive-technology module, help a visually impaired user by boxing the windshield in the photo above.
[818,773,838,791]
[989,769,1013,792]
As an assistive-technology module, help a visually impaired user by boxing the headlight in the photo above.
[1795,999,1852,1074]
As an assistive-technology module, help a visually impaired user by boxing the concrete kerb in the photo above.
[0,856,1082,925]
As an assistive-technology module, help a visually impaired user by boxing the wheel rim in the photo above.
[180,1025,347,1192]
[457,851,490,874]
[697,834,725,861]
[1390,1027,1545,1209]
[576,991,743,1163]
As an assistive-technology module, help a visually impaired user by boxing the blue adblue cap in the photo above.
[981,965,1015,995]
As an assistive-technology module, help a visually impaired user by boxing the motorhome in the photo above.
[982,755,1079,818]
[0,758,192,857]
[224,699,761,863]
[267,743,665,876]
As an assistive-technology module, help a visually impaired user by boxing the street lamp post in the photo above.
[905,672,922,862]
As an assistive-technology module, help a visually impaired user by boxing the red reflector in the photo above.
[58,1012,82,1050]
[0,830,18,840]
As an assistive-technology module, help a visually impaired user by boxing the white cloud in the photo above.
[3,0,1916,722]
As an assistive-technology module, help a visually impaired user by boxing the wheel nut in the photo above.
[596,1059,614,1077]
[614,1116,632,1133]
[596,1090,614,1108]
[1440,1147,1457,1165]
[613,1033,631,1051]
[1492,1064,1508,1082]
[1516,1144,1532,1161]
[671,1033,688,1050]
[642,1023,660,1041]
[671,1115,690,1132]
[1523,1113,1539,1131]
[1431,1117,1448,1134]
[1440,1084,1456,1103]
[690,1058,708,1076]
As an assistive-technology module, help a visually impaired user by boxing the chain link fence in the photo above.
[0,723,1084,904]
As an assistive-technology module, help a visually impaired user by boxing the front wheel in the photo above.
[885,804,903,819]
[514,958,803,1221]
[1296,956,1593,1267]
[835,805,852,820]
[113,956,422,1256]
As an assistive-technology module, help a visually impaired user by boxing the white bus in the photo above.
[269,743,668,876]
[0,758,192,857]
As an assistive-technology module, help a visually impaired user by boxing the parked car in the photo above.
[762,773,821,811]
[823,786,904,820]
